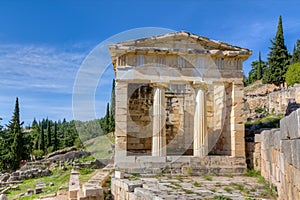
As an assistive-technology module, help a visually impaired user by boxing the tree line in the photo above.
[245,16,300,87]
[0,79,116,172]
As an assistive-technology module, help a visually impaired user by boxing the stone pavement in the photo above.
[112,173,274,200]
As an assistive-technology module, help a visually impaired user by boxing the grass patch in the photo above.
[229,182,244,191]
[171,182,181,187]
[77,155,95,163]
[154,172,163,179]
[78,168,97,184]
[210,188,216,192]
[175,177,183,182]
[78,168,94,175]
[128,173,140,181]
[245,115,283,128]
[83,134,114,159]
[215,182,222,187]
[182,188,194,194]
[245,169,261,177]
[202,174,213,181]
[223,187,232,193]
[6,168,70,200]
[193,181,201,187]
[245,169,277,199]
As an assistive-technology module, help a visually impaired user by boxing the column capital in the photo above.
[212,81,226,86]
[192,81,208,90]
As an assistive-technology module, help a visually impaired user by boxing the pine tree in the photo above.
[9,97,25,170]
[53,122,59,151]
[291,40,300,64]
[263,16,290,86]
[47,120,52,147]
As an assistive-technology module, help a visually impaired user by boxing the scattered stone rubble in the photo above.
[0,162,51,184]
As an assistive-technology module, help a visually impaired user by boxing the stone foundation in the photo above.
[115,155,246,175]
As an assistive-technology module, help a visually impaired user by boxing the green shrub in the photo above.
[286,62,300,86]
[32,149,44,158]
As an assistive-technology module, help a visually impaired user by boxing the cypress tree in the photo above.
[109,79,116,132]
[40,126,45,153]
[110,79,116,117]
[9,97,24,170]
[47,120,52,147]
[291,40,300,64]
[32,118,38,127]
[257,52,263,80]
[104,103,110,133]
[263,16,290,86]
[53,122,59,151]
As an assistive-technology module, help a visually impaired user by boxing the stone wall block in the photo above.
[281,140,292,164]
[254,134,261,143]
[295,139,300,169]
[274,130,281,150]
[287,111,300,139]
[280,117,289,140]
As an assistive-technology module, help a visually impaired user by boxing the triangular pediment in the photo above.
[110,31,250,52]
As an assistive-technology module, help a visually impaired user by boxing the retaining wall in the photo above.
[254,108,300,200]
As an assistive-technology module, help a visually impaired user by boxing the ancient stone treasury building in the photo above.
[109,31,252,174]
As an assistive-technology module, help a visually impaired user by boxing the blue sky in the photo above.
[1,0,300,125]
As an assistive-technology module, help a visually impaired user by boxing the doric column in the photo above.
[152,83,167,156]
[193,83,208,157]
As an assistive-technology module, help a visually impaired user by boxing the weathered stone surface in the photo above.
[254,134,261,143]
[82,183,103,199]
[68,169,80,199]
[255,108,300,200]
[48,150,91,163]
[26,189,34,196]
[0,173,10,182]
[0,194,8,200]
[115,171,124,179]
[295,84,300,104]
[286,110,300,139]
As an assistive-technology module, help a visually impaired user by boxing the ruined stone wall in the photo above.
[254,108,300,200]
[245,84,300,119]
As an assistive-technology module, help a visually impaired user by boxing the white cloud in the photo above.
[0,44,88,93]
